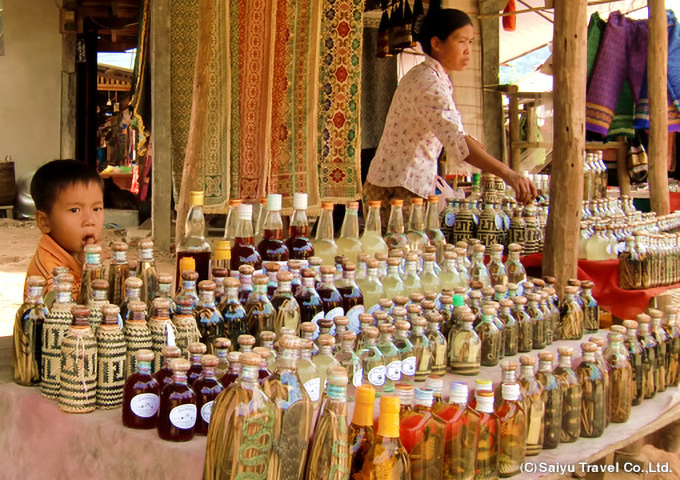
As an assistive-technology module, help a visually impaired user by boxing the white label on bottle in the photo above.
[169,404,197,430]
[387,360,402,381]
[366,304,381,316]
[310,311,325,340]
[303,377,321,402]
[353,367,364,387]
[346,305,365,334]
[201,401,214,424]
[368,365,386,386]
[401,356,417,376]
[130,393,159,418]
[325,307,344,321]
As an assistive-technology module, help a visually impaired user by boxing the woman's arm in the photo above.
[463,135,538,204]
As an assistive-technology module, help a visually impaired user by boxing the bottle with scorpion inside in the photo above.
[622,320,645,406]
[604,331,632,423]
[559,286,583,341]
[108,241,130,306]
[577,342,606,438]
[535,351,562,450]
[475,306,501,367]
[636,314,658,399]
[120,276,144,321]
[649,308,669,393]
[589,336,611,427]
[553,347,581,442]
[425,313,448,375]
[13,276,48,386]
[518,355,544,456]
[497,383,526,478]
[504,243,527,286]
[487,244,508,286]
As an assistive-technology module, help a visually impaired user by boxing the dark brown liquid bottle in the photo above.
[264,262,281,300]
[286,192,315,262]
[219,351,242,388]
[187,342,207,386]
[253,346,272,384]
[257,194,289,263]
[317,266,345,319]
[338,262,365,334]
[193,354,224,435]
[158,358,197,442]
[237,265,255,306]
[230,204,262,276]
[122,349,160,429]
[296,268,324,325]
[155,345,183,391]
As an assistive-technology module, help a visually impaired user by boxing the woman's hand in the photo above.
[505,171,538,205]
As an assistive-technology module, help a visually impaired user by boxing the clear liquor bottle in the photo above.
[253,197,268,246]
[222,198,242,242]
[425,195,447,264]
[426,313,448,375]
[475,305,501,367]
[649,308,669,393]
[535,352,562,450]
[604,331,633,423]
[420,253,441,294]
[589,336,611,426]
[559,286,584,341]
[335,331,364,399]
[312,202,341,267]
[359,259,385,314]
[497,383,526,478]
[270,270,301,337]
[553,346,581,442]
[402,252,424,296]
[512,296,533,353]
[487,244,508,287]
[469,244,491,287]
[313,334,341,393]
[494,360,521,408]
[504,243,526,286]
[336,201,364,261]
[577,342,606,438]
[406,197,429,253]
[664,306,680,387]
[361,200,389,256]
[394,320,416,385]
[637,314,658,399]
[359,326,386,394]
[13,277,47,386]
[108,241,130,306]
[384,199,409,252]
[297,338,322,408]
[622,320,645,406]
[78,244,105,305]
[378,324,401,393]
[410,317,432,381]
[519,355,545,456]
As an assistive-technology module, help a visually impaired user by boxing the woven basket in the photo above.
[88,299,108,333]
[148,317,176,373]
[123,321,152,378]
[59,326,97,413]
[172,314,201,357]
[41,308,73,399]
[96,325,126,409]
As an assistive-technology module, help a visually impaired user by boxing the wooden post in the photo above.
[61,34,77,160]
[479,0,503,161]
[616,136,631,196]
[544,0,587,292]
[151,0,173,252]
[648,0,670,215]
[508,85,521,171]
[174,0,214,244]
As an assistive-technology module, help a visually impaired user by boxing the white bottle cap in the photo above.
[449,381,468,404]
[238,203,253,220]
[294,192,308,210]
[502,383,520,401]
[267,193,282,211]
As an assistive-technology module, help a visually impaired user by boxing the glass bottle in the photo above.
[219,351,241,389]
[469,244,491,287]
[359,326,386,394]
[559,286,584,341]
[13,276,47,386]
[577,342,606,438]
[504,243,526,286]
[338,262,365,333]
[604,332,632,423]
[361,200,389,256]
[261,335,313,480]
[425,195,447,262]
[400,388,445,479]
[622,320,645,406]
[512,296,533,353]
[649,308,669,393]
[432,381,479,480]
[211,240,231,280]
[120,276,144,321]
[426,313,448,375]
[223,198,242,242]
[195,280,224,354]
[406,197,429,253]
[174,268,198,312]
[152,274,176,317]
[637,314,658,399]
[306,367,352,479]
[202,352,275,478]
[590,336,611,427]
[176,191,212,285]
[449,313,481,375]
[393,320,416,385]
[336,200,363,261]
[361,394,411,478]
[384,199,410,252]
[664,306,680,387]
[526,293,546,349]
[193,354,223,436]
[314,334,341,392]
[297,338,322,408]
[244,275,275,341]
[402,252,424,296]
[154,345,182,391]
[259,331,278,371]
[406,317,429,381]
[360,259,386,314]
[123,301,152,378]
[108,241,130,306]
[498,299,518,357]
[519,355,544,456]
[300,322,320,356]
[497,383,526,478]
[581,280,599,334]
[263,262,280,300]
[317,265,345,322]
[78,244,105,304]
[218,277,248,347]
[270,270,301,337]
[349,385,377,478]
[493,359,520,408]
[618,235,642,289]
[312,201,341,267]
[285,192,315,264]
[378,324,402,393]
[122,349,160,429]
[336,331,364,399]
[440,252,464,290]
[230,203,262,277]
[256,193,289,265]
[475,306,501,367]
[420,253,441,294]
[475,391,500,480]
[485,244,507,287]
[553,347,581,443]
[157,358,196,441]
[186,341,207,387]
[296,268,324,327]
[535,351,562,450]
[43,267,69,310]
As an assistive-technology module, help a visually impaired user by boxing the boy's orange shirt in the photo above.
[24,233,82,301]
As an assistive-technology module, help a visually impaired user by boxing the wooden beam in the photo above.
[174,0,214,244]
[480,0,504,161]
[151,0,172,253]
[61,34,77,160]
[648,0,670,215]
[544,0,587,292]
[507,84,521,170]
[616,136,631,196]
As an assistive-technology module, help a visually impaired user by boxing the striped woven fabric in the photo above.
[59,327,97,413]
[41,308,73,399]
[172,314,201,357]
[148,317,174,373]
[96,325,126,409]
[123,321,152,378]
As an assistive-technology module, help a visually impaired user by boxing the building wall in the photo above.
[0,0,62,183]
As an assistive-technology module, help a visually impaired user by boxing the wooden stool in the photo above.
[0,205,12,219]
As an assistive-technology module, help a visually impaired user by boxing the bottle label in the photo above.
[130,393,159,418]
[325,307,344,321]
[201,401,214,424]
[346,305,365,334]
[311,311,324,340]
[368,365,386,386]
[401,356,417,376]
[169,404,197,430]
[386,360,402,381]
[445,212,456,227]
[303,377,321,402]
[353,367,364,387]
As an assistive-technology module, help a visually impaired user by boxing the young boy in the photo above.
[24,159,105,300]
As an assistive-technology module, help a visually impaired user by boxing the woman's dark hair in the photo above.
[418,9,472,56]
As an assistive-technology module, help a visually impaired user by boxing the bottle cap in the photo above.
[170,358,191,372]
[199,280,216,292]
[425,375,443,394]
[84,244,102,255]
[260,331,276,343]
[112,241,128,252]
[224,277,241,289]
[238,334,256,347]
[390,199,403,207]
[277,270,293,282]
[355,384,376,405]
[415,388,434,406]
[227,351,242,364]
[368,200,382,208]
[607,332,624,343]
[440,295,453,305]
[135,349,155,363]
[636,313,651,325]
[502,383,521,401]
[238,203,253,220]
[267,193,282,211]
[610,325,627,336]
[327,366,348,387]
[253,347,271,362]
[380,394,401,414]
[125,276,144,289]
[452,295,466,307]
[622,319,639,330]
[341,331,356,342]
[162,345,182,358]
[239,265,255,276]
[581,341,597,353]
[321,202,334,211]
[190,191,205,206]
[538,351,554,362]
[449,381,469,403]
[647,308,663,319]
[300,322,318,334]
[201,354,219,368]
[589,336,605,348]
[293,192,308,210]
[240,352,262,367]
[475,378,493,391]
[213,338,231,350]
[318,334,335,347]
[92,279,109,291]
[395,320,411,331]
[188,342,207,355]
[519,355,537,366]
[212,267,228,279]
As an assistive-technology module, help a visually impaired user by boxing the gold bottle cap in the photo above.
[190,191,205,206]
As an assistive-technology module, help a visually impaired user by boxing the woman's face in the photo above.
[431,24,474,72]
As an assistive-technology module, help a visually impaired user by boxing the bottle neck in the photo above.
[140,248,154,262]
[185,204,207,238]
[340,208,360,239]
[425,202,440,229]
[199,291,216,306]
[476,397,494,414]
[343,270,357,286]
[352,399,374,427]
[387,206,405,233]
[319,345,333,356]
[539,360,553,372]
[559,355,572,368]
[236,215,255,240]
[203,366,216,379]
[583,351,596,363]
[366,267,380,281]
[172,371,188,385]
[276,281,292,295]
[341,340,355,352]
[406,261,418,274]
[423,261,436,274]
[377,408,400,438]
[239,364,259,384]
[320,273,337,289]
[520,365,535,379]
[158,282,172,297]
[85,252,102,267]
[263,209,283,232]
[181,281,197,295]
[240,275,253,288]
[112,250,128,264]
[502,369,518,384]
[252,283,268,297]
[316,210,335,241]
[326,382,347,403]
[228,362,241,374]
[365,206,382,234]
[300,348,312,360]
[226,286,240,301]
[408,205,424,231]
[302,276,316,291]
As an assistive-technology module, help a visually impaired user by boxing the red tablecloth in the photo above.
[520,253,679,320]
[670,192,680,213]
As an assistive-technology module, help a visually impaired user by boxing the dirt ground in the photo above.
[0,219,175,337]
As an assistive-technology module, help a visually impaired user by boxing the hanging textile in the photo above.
[130,0,151,157]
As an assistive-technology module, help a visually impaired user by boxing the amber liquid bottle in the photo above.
[623,319,645,406]
[257,193,289,264]
[158,358,197,442]
[400,388,446,479]
[230,203,263,276]
[361,394,411,479]
[577,342,606,438]
[176,191,212,284]
[535,351,562,450]
[138,239,161,305]
[285,192,315,264]
[637,314,658,399]
[155,345,182,391]
[187,341,206,386]
[519,354,545,456]
[122,349,160,429]
[295,268,324,325]
[193,354,224,436]
[475,391,500,480]
[108,241,130,306]
[349,385,377,478]
[604,332,633,424]
[497,383,526,478]
[553,346,582,442]
[245,275,276,341]
[13,277,47,386]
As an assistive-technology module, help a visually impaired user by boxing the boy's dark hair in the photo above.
[31,159,103,213]
[419,9,473,56]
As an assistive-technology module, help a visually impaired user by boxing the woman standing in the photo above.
[364,8,537,228]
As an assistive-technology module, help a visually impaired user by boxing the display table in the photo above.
[520,253,680,321]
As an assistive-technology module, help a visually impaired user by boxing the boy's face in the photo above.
[36,181,104,257]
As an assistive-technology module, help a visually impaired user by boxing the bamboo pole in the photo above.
[508,85,521,171]
[175,0,214,244]
[543,0,587,292]
[648,0,670,215]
